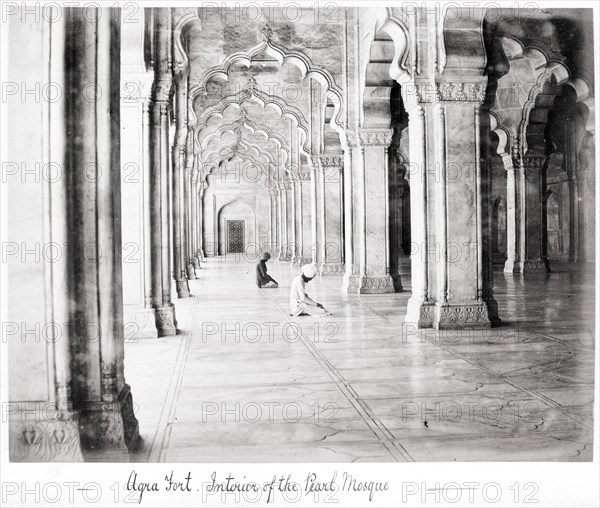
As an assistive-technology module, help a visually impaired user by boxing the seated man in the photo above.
[256,252,278,288]
[289,263,331,316]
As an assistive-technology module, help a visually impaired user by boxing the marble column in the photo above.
[402,80,499,329]
[342,139,360,292]
[185,133,197,277]
[149,8,177,336]
[347,130,395,294]
[172,72,191,297]
[197,179,206,260]
[578,133,595,261]
[299,168,313,265]
[403,102,434,326]
[502,151,521,273]
[277,184,287,260]
[318,153,345,275]
[284,183,293,261]
[68,7,138,451]
[310,163,319,264]
[289,178,298,263]
[522,154,549,271]
[388,150,406,292]
[294,177,304,265]
[120,12,158,339]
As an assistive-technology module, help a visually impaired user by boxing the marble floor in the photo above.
[108,257,594,462]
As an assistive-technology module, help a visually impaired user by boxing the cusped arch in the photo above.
[491,35,592,156]
[172,9,202,75]
[195,33,345,134]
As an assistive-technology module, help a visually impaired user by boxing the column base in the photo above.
[341,273,360,293]
[192,256,201,269]
[433,302,492,330]
[176,279,190,298]
[503,258,521,273]
[9,406,83,461]
[79,384,139,451]
[319,262,345,275]
[357,275,395,294]
[405,297,435,328]
[186,263,196,280]
[155,304,177,336]
[123,306,158,340]
[521,259,550,273]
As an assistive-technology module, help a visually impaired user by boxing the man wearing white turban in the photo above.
[289,263,331,316]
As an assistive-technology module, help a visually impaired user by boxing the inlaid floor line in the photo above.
[141,330,188,462]
[268,296,414,463]
[148,296,201,463]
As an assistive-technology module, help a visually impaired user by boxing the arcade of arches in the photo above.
[5,5,596,461]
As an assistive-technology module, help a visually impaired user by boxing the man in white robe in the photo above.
[289,263,331,316]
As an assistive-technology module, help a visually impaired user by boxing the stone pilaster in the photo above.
[120,11,158,340]
[297,169,314,265]
[347,130,395,294]
[318,153,345,275]
[522,154,549,272]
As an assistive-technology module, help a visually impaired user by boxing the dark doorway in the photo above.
[227,220,245,253]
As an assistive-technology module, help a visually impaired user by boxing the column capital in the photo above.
[400,79,487,109]
[151,77,173,103]
[348,129,393,147]
[319,153,344,169]
[298,170,312,181]
[522,155,545,170]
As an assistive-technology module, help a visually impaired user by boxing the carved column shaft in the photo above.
[522,155,548,271]
[290,179,298,263]
[310,166,318,264]
[502,153,519,272]
[172,73,191,297]
[66,7,138,452]
[149,8,177,336]
[342,142,358,291]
